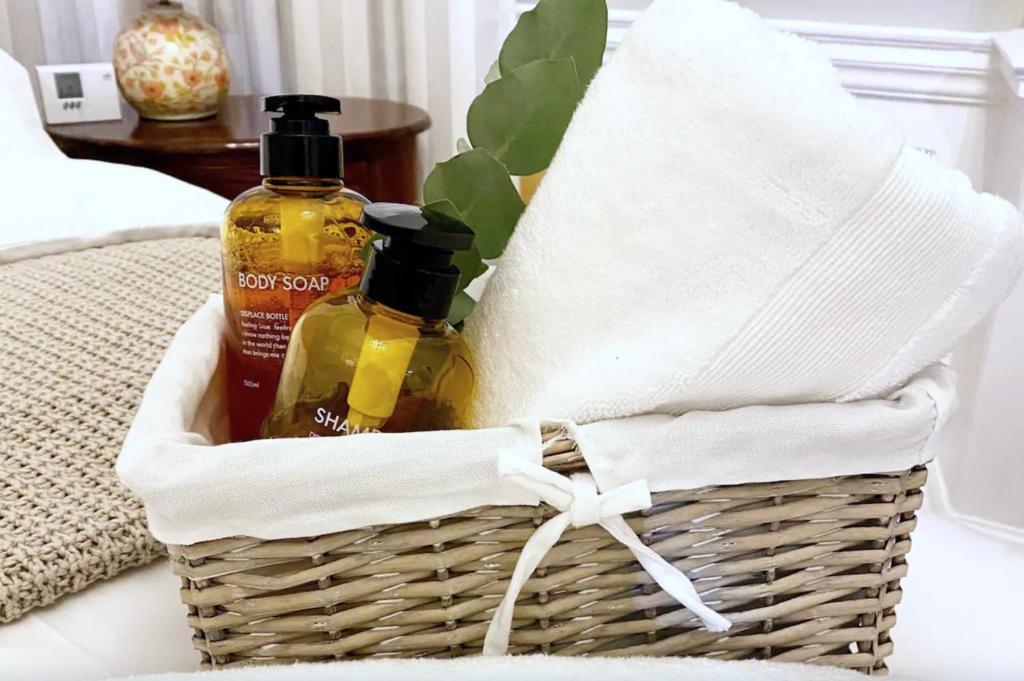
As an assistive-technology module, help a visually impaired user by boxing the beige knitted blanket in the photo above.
[0,235,220,622]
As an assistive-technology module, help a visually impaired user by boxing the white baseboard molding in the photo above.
[926,459,1024,545]
[517,3,1024,106]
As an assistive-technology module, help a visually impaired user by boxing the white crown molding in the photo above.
[516,3,1024,106]
[994,30,1024,100]
[771,19,995,105]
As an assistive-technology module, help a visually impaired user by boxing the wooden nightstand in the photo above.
[46,95,431,203]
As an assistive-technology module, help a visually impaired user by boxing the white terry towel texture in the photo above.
[465,0,1024,428]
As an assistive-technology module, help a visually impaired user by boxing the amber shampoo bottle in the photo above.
[221,95,370,441]
[263,203,476,438]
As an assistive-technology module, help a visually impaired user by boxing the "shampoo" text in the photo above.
[314,407,381,435]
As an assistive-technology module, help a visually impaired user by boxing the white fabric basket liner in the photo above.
[118,296,956,547]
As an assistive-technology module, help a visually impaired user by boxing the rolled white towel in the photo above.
[466,0,1024,427]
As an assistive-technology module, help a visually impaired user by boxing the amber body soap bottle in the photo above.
[221,95,371,442]
[263,203,476,438]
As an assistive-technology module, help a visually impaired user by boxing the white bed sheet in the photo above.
[0,562,195,680]
[1,510,1021,681]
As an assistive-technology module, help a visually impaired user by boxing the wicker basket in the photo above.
[170,431,926,673]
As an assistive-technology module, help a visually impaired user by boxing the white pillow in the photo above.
[0,49,62,157]
[0,48,228,255]
[0,157,228,254]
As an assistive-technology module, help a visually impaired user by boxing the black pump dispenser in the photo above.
[260,94,343,179]
[360,203,475,320]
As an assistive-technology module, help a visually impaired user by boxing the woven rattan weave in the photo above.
[172,432,925,674]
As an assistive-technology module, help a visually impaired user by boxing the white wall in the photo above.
[742,0,1023,31]
[609,0,1024,31]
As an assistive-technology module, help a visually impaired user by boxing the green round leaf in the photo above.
[421,199,488,293]
[421,198,466,224]
[499,0,608,93]
[467,58,579,176]
[360,233,383,263]
[484,59,502,85]
[423,148,525,259]
[453,246,487,292]
[447,291,476,326]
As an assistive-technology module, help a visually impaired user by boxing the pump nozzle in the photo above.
[260,94,343,179]
[259,95,345,274]
[265,94,342,119]
[346,203,474,431]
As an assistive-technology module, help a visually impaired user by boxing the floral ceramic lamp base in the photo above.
[114,1,229,122]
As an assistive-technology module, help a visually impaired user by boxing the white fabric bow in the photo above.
[483,454,731,655]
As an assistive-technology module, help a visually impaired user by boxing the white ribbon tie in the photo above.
[483,453,731,655]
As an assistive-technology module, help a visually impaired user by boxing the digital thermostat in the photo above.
[35,63,121,125]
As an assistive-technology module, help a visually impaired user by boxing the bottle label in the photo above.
[237,308,291,362]
[228,271,359,365]
[237,273,331,292]
[311,406,381,436]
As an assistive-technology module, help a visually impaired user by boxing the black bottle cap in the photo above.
[360,203,475,320]
[260,94,343,179]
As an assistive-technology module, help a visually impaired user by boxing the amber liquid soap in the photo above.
[221,95,370,441]
[263,203,476,438]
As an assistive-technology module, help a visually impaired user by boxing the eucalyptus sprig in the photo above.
[424,0,609,324]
